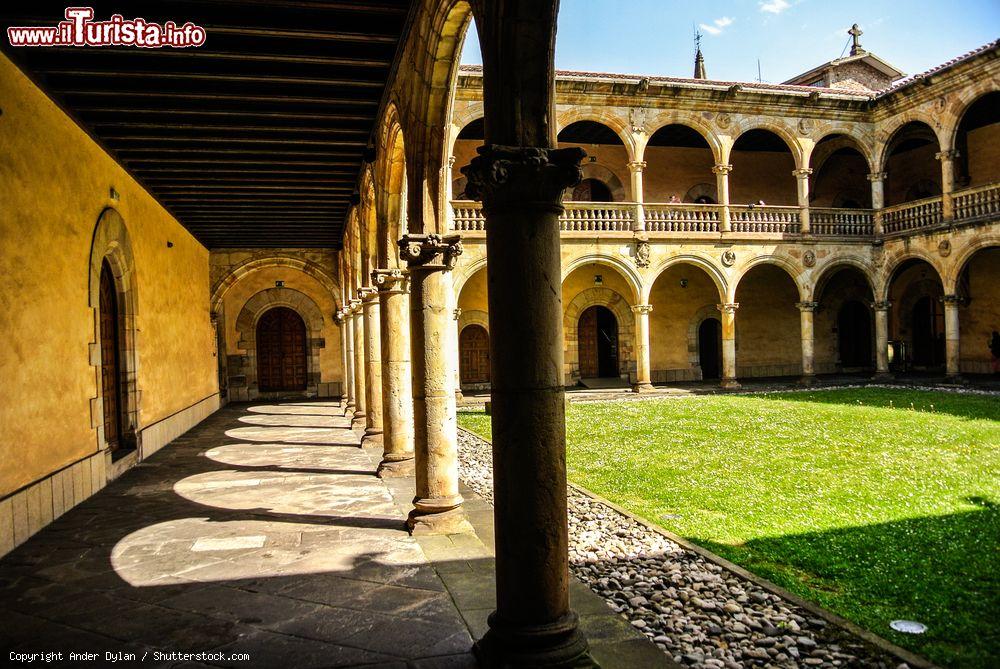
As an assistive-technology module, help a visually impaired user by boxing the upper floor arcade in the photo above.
[448,40,1000,242]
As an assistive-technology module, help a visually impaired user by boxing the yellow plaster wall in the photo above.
[562,264,634,308]
[220,267,343,380]
[734,265,802,372]
[458,267,489,312]
[0,54,217,497]
[648,265,720,371]
[959,248,1000,370]
[966,123,1000,188]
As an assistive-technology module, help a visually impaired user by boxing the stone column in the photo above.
[717,302,740,390]
[942,294,962,381]
[936,150,956,221]
[398,234,471,535]
[341,308,356,415]
[631,304,654,392]
[453,307,464,401]
[373,268,415,477]
[794,168,813,234]
[868,171,886,235]
[796,301,818,384]
[351,299,367,427]
[360,287,383,446]
[463,2,593,664]
[713,163,732,233]
[627,160,646,232]
[872,300,892,380]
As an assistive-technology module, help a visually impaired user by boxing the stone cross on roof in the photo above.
[849,23,864,55]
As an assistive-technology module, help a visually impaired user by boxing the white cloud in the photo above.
[760,0,791,14]
[699,16,734,36]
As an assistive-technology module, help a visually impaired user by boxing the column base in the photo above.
[871,371,894,382]
[351,416,366,431]
[720,378,741,391]
[798,374,817,387]
[377,454,415,478]
[455,389,465,402]
[474,611,596,669]
[631,382,655,393]
[343,402,355,417]
[406,505,473,536]
[361,431,383,448]
[353,409,366,419]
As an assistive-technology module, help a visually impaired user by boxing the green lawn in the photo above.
[458,388,1000,669]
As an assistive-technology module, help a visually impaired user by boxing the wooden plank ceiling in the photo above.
[1,1,412,248]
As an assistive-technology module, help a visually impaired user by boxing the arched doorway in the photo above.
[572,178,613,202]
[911,296,945,368]
[698,318,722,380]
[99,259,125,454]
[256,307,307,392]
[460,325,491,384]
[838,301,872,367]
[578,306,619,378]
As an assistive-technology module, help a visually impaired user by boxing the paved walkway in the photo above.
[1,401,669,668]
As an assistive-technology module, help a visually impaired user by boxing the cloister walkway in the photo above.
[0,402,667,668]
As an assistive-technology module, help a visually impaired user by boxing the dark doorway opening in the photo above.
[578,306,619,378]
[911,296,945,368]
[698,318,723,380]
[99,260,125,454]
[257,307,307,391]
[460,325,491,384]
[572,178,613,202]
[838,301,873,368]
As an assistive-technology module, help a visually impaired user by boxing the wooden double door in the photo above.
[257,307,307,391]
[578,306,619,378]
[460,325,491,384]
[99,260,124,452]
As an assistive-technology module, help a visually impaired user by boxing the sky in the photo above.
[460,0,1000,83]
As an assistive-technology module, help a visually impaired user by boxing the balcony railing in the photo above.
[953,182,1000,222]
[451,183,999,237]
[810,208,875,236]
[882,195,943,233]
[645,203,719,233]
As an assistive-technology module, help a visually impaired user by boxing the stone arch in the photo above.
[377,103,409,268]
[945,86,1000,152]
[563,287,635,384]
[874,116,944,173]
[562,254,642,304]
[575,163,626,202]
[945,234,1000,293]
[233,287,326,399]
[556,109,636,160]
[454,257,488,298]
[449,105,484,154]
[810,133,875,174]
[88,207,140,455]
[648,255,727,304]
[211,256,341,314]
[728,121,805,168]
[458,309,489,334]
[879,251,945,301]
[645,118,724,165]
[810,257,876,302]
[687,303,724,377]
[730,255,805,303]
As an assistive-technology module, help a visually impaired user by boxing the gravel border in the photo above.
[457,427,937,669]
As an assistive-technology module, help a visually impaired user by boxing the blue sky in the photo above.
[460,0,999,83]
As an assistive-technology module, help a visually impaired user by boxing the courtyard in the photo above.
[458,387,1000,668]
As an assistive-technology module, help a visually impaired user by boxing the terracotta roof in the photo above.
[875,40,999,97]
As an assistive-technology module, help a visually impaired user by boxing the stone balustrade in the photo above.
[451,182,999,237]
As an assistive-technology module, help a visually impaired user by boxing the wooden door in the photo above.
[459,325,491,384]
[578,306,599,378]
[257,307,307,391]
[99,261,122,452]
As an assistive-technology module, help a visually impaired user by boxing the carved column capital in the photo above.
[348,298,363,314]
[453,307,463,321]
[795,301,819,312]
[792,168,814,178]
[448,155,457,168]
[630,304,653,315]
[358,286,379,302]
[461,144,585,211]
[716,302,739,314]
[871,300,892,311]
[626,160,647,173]
[867,171,887,182]
[935,150,959,162]
[712,163,733,176]
[940,294,964,306]
[334,309,346,324]
[372,267,409,294]
[398,233,463,271]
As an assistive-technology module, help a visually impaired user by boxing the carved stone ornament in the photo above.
[803,250,817,267]
[938,239,952,257]
[372,267,409,292]
[716,113,731,130]
[721,250,736,267]
[398,233,463,271]
[798,118,814,134]
[635,240,651,268]
[358,286,378,302]
[629,107,648,134]
[461,145,585,208]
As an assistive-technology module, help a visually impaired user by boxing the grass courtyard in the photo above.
[457,388,1000,669]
